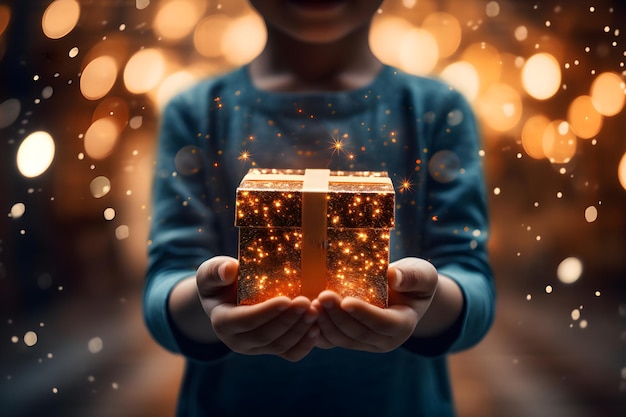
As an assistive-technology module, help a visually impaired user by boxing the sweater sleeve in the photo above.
[403,86,496,356]
[143,87,231,361]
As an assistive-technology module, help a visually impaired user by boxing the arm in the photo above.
[313,87,494,354]
[144,92,319,361]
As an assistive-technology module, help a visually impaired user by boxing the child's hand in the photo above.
[196,256,320,362]
[312,257,439,352]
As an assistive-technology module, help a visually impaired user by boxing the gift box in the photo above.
[235,168,395,307]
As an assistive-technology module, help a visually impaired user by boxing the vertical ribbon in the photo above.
[300,169,330,300]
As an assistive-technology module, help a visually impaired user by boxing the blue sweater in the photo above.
[144,65,495,417]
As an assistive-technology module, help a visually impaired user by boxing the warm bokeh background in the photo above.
[1,0,625,416]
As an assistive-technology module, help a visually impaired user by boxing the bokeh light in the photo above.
[156,70,198,111]
[428,150,461,183]
[10,202,26,219]
[104,208,116,221]
[398,28,439,76]
[522,53,561,100]
[23,331,38,347]
[462,43,501,93]
[440,61,480,102]
[567,95,603,139]
[90,176,112,198]
[0,98,20,128]
[542,120,577,164]
[584,205,598,223]
[93,97,129,132]
[557,257,583,284]
[123,48,166,94]
[88,337,104,354]
[41,0,80,39]
[221,13,266,66]
[0,5,10,37]
[194,14,232,58]
[590,72,626,117]
[619,152,626,191]
[154,0,205,41]
[80,56,118,100]
[422,12,462,59]
[485,1,500,17]
[84,118,119,160]
[514,25,528,41]
[370,16,413,67]
[476,83,522,132]
[17,131,55,178]
[521,114,550,159]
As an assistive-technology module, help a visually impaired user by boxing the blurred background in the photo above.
[0,0,625,416]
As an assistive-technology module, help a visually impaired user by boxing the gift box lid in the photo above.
[235,168,395,229]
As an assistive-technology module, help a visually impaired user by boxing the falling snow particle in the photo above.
[88,337,103,354]
[42,87,53,99]
[486,2,500,18]
[104,208,116,221]
[115,225,130,240]
[584,206,598,223]
[136,0,150,10]
[557,257,583,284]
[24,331,38,347]
[526,294,532,301]
[9,203,26,219]
[129,116,143,129]
[545,285,553,294]
[571,309,581,320]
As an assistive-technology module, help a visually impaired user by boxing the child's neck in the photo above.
[249,25,383,93]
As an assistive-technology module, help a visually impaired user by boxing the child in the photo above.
[144,1,495,416]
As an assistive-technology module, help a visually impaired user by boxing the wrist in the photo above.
[168,276,220,344]
[412,275,464,338]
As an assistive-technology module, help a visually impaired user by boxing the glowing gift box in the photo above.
[235,168,395,307]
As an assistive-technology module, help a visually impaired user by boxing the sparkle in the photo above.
[399,176,414,193]
[238,150,251,161]
[329,136,346,156]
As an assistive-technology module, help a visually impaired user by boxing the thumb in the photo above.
[196,256,238,296]
[388,257,438,295]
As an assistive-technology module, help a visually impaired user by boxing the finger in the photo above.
[244,301,317,350]
[315,332,334,349]
[279,325,320,362]
[211,296,293,335]
[196,256,239,296]
[248,307,318,357]
[316,295,382,351]
[388,257,438,296]
[341,297,417,337]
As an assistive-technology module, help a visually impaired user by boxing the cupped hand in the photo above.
[196,256,320,361]
[312,257,438,352]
